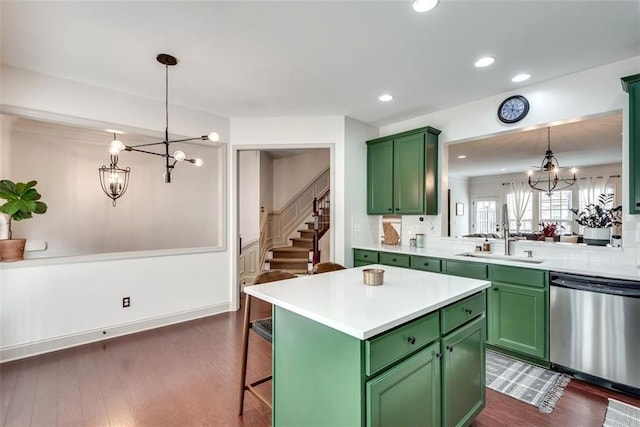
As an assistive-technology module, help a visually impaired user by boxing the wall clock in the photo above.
[497,95,529,124]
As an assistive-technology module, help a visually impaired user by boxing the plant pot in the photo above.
[0,238,27,261]
[583,228,611,246]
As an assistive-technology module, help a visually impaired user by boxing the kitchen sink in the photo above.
[456,252,545,264]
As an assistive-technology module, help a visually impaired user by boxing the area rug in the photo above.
[486,350,571,413]
[603,398,640,427]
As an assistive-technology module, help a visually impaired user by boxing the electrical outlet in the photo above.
[122,297,130,308]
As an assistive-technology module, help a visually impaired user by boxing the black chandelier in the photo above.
[527,127,577,197]
[99,53,220,206]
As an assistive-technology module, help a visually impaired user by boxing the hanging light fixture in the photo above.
[527,127,577,197]
[98,134,131,206]
[99,53,220,206]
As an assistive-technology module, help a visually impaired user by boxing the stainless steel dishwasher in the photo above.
[550,271,640,395]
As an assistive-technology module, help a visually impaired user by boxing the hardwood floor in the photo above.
[2,299,639,426]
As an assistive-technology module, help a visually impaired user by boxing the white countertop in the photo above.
[244,265,490,340]
[354,243,640,281]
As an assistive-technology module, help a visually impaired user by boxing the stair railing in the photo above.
[312,190,330,265]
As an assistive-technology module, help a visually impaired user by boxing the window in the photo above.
[473,197,498,234]
[539,190,573,234]
[506,192,533,232]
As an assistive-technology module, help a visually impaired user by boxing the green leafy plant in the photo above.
[0,180,48,239]
[570,193,622,228]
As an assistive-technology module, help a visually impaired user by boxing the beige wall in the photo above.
[272,149,330,210]
[3,116,223,257]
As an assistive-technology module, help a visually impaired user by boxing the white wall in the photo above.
[272,149,330,210]
[0,252,231,361]
[239,151,260,244]
[344,117,378,266]
[449,177,470,237]
[260,151,274,212]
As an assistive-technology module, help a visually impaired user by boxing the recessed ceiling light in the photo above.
[512,73,531,83]
[457,155,466,159]
[412,0,439,13]
[474,57,495,68]
[378,94,393,102]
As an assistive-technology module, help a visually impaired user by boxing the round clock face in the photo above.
[498,95,529,124]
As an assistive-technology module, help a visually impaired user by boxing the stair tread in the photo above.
[271,246,311,252]
[290,237,313,242]
[267,258,310,263]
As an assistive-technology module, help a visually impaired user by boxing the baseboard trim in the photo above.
[0,303,233,363]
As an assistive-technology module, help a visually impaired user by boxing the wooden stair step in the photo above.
[268,258,310,271]
[290,237,313,249]
[298,229,314,238]
[271,246,312,259]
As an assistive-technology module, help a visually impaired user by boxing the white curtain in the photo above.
[509,182,531,233]
[579,176,609,207]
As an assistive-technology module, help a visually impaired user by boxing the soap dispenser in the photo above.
[482,237,491,252]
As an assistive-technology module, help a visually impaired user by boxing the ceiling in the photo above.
[1,1,638,128]
[448,113,623,179]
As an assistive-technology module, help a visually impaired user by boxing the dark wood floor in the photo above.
[2,298,640,426]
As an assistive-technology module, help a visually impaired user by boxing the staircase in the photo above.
[266,220,315,274]
[266,194,330,275]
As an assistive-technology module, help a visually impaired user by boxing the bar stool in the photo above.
[238,270,297,415]
[311,261,346,274]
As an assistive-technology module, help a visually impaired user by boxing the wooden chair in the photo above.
[239,270,297,415]
[311,261,346,274]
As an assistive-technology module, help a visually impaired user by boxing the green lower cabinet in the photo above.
[441,316,486,427]
[379,252,411,268]
[487,282,547,360]
[444,261,488,280]
[366,342,442,427]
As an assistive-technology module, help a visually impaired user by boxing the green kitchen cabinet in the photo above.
[354,249,379,267]
[487,265,548,362]
[622,74,640,214]
[273,291,486,427]
[379,251,411,268]
[410,255,442,273]
[444,260,489,280]
[367,126,440,215]
[441,315,486,427]
[366,342,442,427]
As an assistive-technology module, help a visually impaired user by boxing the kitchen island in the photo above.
[244,265,491,427]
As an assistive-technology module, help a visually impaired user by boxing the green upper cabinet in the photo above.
[367,126,440,215]
[622,74,640,214]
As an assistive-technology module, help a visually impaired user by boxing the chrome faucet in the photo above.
[501,203,515,256]
[524,250,533,258]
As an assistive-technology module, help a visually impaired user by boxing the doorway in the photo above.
[472,196,499,235]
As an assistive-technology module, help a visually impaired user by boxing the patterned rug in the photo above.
[486,350,571,413]
[603,398,640,427]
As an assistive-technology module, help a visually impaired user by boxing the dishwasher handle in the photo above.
[551,276,640,297]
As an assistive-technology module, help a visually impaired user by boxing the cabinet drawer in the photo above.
[366,312,440,376]
[379,252,410,268]
[410,255,442,273]
[440,292,485,335]
[354,249,379,264]
[490,265,547,288]
[445,260,488,279]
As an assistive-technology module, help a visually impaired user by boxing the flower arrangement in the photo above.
[539,222,563,238]
[570,193,622,228]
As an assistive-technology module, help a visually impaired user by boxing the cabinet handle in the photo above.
[392,258,397,262]
[423,262,429,266]
[388,208,393,212]
[465,308,473,315]
[494,287,499,291]
[407,336,416,345]
[363,254,368,258]
[436,352,443,359]
[446,345,453,352]
[636,202,640,207]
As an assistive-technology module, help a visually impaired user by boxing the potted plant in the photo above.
[538,222,563,242]
[0,180,48,261]
[570,193,622,246]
